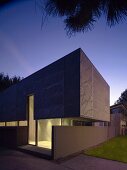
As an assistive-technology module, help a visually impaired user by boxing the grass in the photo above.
[85,136,127,163]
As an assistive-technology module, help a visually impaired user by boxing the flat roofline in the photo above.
[0,48,81,94]
[110,103,127,110]
[21,48,81,80]
[111,103,124,108]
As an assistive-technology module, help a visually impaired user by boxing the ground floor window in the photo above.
[19,121,28,126]
[0,120,28,127]
[6,121,18,126]
[0,122,5,126]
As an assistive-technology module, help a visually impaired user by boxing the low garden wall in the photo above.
[0,126,28,148]
[53,126,110,159]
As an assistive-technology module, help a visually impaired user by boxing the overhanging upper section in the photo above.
[80,49,110,121]
[0,48,110,122]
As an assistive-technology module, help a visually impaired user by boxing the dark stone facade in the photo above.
[0,48,110,122]
[0,49,80,121]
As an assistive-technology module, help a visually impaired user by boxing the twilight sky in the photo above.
[0,0,127,105]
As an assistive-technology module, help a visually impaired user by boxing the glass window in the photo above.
[6,121,18,126]
[19,121,28,126]
[61,118,73,126]
[28,95,35,145]
[0,122,5,126]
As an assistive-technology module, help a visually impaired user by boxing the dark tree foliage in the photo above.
[44,0,127,34]
[115,89,127,107]
[0,0,14,7]
[0,73,22,92]
[1,0,127,34]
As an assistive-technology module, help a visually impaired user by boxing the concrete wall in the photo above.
[53,126,109,159]
[110,113,121,136]
[0,126,28,148]
[108,126,116,139]
[17,126,28,146]
[80,50,110,121]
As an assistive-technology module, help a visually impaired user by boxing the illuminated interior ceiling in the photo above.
[29,141,51,149]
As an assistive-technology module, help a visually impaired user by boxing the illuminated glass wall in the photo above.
[37,118,76,149]
[6,121,18,126]
[19,121,28,126]
[37,119,61,149]
[0,122,5,126]
[28,95,36,145]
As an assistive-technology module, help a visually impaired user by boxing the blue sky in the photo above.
[0,0,127,105]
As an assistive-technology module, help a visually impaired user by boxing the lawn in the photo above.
[85,136,127,163]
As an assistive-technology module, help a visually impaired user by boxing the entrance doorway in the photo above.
[28,95,36,145]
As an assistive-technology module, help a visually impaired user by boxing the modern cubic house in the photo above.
[0,48,110,159]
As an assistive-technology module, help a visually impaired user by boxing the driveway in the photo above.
[0,148,127,170]
[61,154,127,170]
[0,148,68,170]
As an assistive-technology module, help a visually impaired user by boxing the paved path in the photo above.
[61,154,127,170]
[0,148,127,170]
[0,148,68,170]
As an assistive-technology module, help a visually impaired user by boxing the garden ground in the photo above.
[85,136,127,163]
